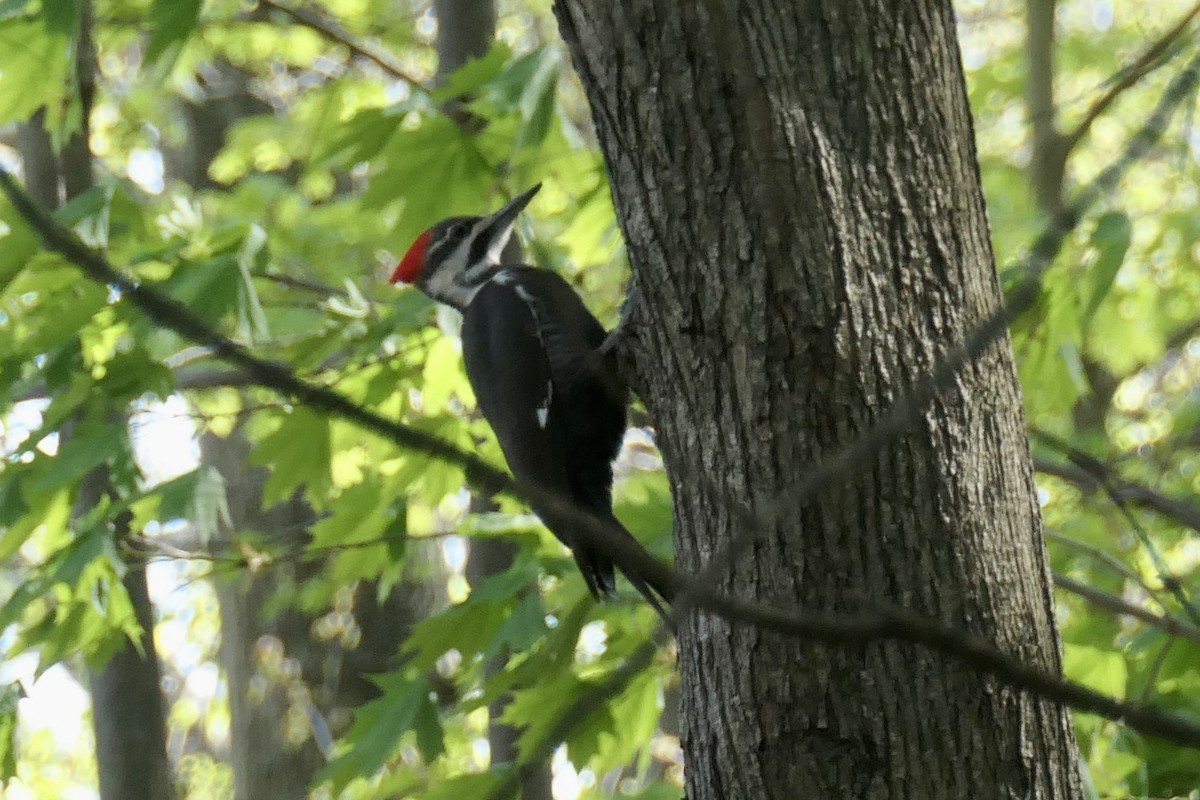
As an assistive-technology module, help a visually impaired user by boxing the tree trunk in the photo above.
[33,4,176,798]
[553,1,1083,798]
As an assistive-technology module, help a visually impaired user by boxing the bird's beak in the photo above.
[465,183,542,278]
[486,184,541,234]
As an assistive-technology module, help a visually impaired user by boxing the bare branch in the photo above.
[1061,0,1200,155]
[1034,455,1200,535]
[1034,430,1200,625]
[1054,572,1200,646]
[257,0,430,89]
[1044,529,1160,597]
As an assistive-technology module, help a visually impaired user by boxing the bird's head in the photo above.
[390,184,541,309]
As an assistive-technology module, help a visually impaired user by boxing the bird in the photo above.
[390,184,671,619]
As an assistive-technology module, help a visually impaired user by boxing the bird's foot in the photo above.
[599,282,639,356]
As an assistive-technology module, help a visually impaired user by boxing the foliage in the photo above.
[0,0,1197,798]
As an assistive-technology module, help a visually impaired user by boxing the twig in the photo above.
[1034,430,1200,625]
[1054,572,1200,646]
[7,172,1200,751]
[1034,455,1200,535]
[1061,0,1200,155]
[1044,529,1159,598]
[257,0,429,89]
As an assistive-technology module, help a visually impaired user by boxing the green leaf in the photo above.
[157,254,241,326]
[506,48,561,150]
[254,408,332,504]
[144,0,202,66]
[235,223,271,343]
[437,42,511,100]
[491,590,547,654]
[0,180,41,294]
[363,116,494,244]
[0,682,21,781]
[30,422,125,494]
[317,672,443,792]
[420,335,466,411]
[41,0,79,35]
[0,0,32,21]
[1083,211,1131,324]
[0,16,69,124]
[403,598,508,673]
[422,773,505,800]
[52,185,108,228]
[503,670,601,759]
[0,487,68,563]
[1063,645,1128,697]
[569,667,661,771]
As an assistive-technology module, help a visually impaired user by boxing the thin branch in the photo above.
[6,173,1200,750]
[1061,0,1200,155]
[1034,455,1200,535]
[1034,430,1200,625]
[1054,572,1200,646]
[257,0,430,89]
[1044,529,1160,598]
[257,271,345,298]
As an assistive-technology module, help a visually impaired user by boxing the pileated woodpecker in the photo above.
[390,184,670,616]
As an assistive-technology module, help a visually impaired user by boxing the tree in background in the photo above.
[0,1,1198,799]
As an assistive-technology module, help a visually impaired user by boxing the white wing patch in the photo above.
[499,270,554,430]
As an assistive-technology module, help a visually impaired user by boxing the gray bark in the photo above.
[435,0,496,77]
[14,109,59,210]
[553,1,1083,798]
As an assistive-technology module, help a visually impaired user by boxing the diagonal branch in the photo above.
[257,0,430,89]
[1034,455,1200,535]
[1054,572,1200,646]
[1061,0,1200,156]
[1034,430,1200,625]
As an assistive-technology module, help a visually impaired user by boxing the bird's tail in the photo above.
[572,513,674,628]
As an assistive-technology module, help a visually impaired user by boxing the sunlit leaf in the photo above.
[255,408,332,504]
[316,672,443,792]
[1083,211,1131,325]
[0,682,21,780]
[0,16,69,124]
[144,0,201,66]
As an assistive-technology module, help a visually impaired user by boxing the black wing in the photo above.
[461,268,621,598]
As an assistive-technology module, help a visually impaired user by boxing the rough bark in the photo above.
[553,1,1083,798]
